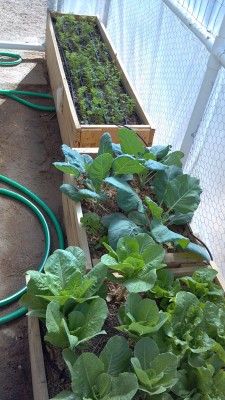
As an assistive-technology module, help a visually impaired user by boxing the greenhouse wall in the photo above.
[55,0,225,272]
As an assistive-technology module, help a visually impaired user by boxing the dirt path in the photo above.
[0,54,64,399]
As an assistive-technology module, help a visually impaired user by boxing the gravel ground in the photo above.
[0,0,48,44]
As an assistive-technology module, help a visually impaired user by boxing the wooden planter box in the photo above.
[45,13,155,147]
[29,159,225,399]
[62,172,209,276]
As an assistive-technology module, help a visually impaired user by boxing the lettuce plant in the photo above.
[131,338,178,398]
[20,246,107,316]
[44,297,108,350]
[117,293,168,339]
[101,234,165,293]
[50,336,138,400]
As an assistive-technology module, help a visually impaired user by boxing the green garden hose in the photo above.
[0,52,55,111]
[0,52,22,66]
[0,175,64,325]
[0,89,56,111]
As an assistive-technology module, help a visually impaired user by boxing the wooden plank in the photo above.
[46,13,155,147]
[46,14,81,147]
[164,252,206,266]
[63,175,92,269]
[26,276,49,400]
[80,126,154,147]
[210,261,225,292]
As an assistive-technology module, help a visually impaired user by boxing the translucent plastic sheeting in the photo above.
[177,0,225,37]
[185,67,225,273]
[106,0,209,150]
[58,0,106,17]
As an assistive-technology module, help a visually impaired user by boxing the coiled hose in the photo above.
[0,175,64,324]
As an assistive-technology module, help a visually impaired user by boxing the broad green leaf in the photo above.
[84,262,108,297]
[62,348,78,375]
[164,174,202,214]
[112,155,146,175]
[127,314,168,336]
[60,184,107,201]
[145,159,169,171]
[135,233,155,253]
[104,176,143,212]
[53,162,80,177]
[125,268,157,292]
[101,213,127,228]
[153,166,183,202]
[61,144,86,172]
[45,302,68,348]
[186,242,211,262]
[116,236,140,261]
[105,372,138,399]
[44,249,81,290]
[96,373,112,398]
[71,353,105,397]
[163,151,184,167]
[151,220,190,248]
[168,211,194,225]
[145,196,163,221]
[149,145,171,159]
[134,338,159,369]
[99,336,132,376]
[88,153,113,183]
[112,143,123,156]
[65,246,86,274]
[118,128,145,156]
[108,217,143,249]
[98,132,113,156]
[78,297,108,340]
[128,211,149,226]
[141,243,165,268]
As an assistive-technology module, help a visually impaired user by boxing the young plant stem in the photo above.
[117,286,127,302]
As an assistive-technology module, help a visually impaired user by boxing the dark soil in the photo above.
[52,14,142,126]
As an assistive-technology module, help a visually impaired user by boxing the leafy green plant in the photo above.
[54,15,136,125]
[80,212,108,249]
[101,233,165,294]
[20,246,107,316]
[44,297,108,350]
[117,293,168,339]
[54,143,113,202]
[51,336,138,400]
[131,338,178,398]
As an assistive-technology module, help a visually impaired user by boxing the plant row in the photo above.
[54,128,210,262]
[20,241,225,399]
[54,15,136,124]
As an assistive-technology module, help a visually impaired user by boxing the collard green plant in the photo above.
[101,234,165,293]
[51,336,138,400]
[117,293,168,339]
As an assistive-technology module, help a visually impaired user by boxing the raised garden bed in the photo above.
[25,253,225,400]
[46,13,155,147]
[24,131,225,399]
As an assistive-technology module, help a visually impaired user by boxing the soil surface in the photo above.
[0,52,64,400]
